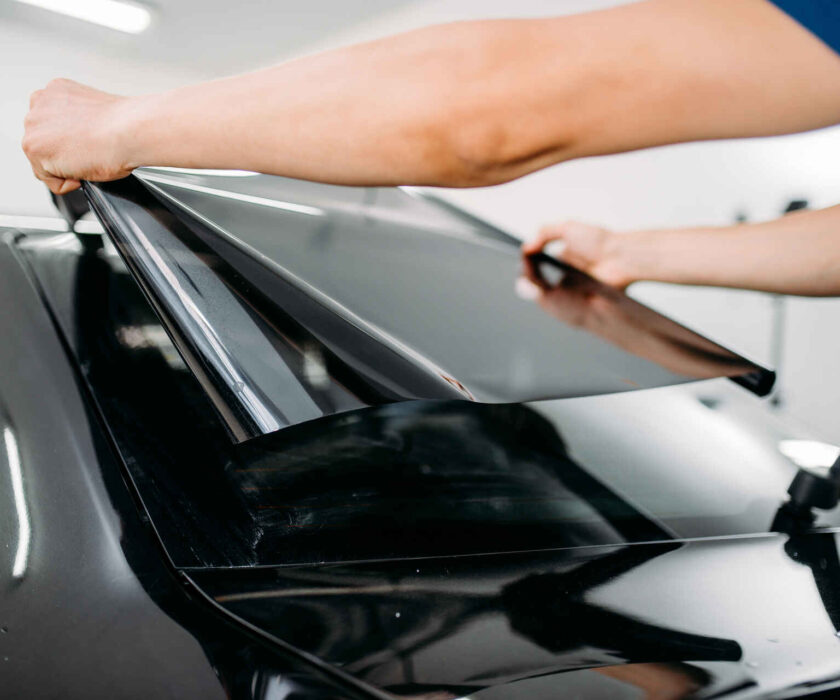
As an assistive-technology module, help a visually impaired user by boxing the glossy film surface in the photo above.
[85,172,772,442]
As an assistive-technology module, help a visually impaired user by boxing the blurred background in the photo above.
[4,0,840,440]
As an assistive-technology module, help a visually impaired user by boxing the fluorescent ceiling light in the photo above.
[14,0,152,34]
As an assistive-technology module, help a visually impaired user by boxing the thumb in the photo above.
[58,178,81,194]
[522,224,570,257]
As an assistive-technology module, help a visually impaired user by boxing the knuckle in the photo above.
[21,129,41,153]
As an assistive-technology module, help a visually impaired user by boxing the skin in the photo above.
[522,207,840,296]
[21,0,840,295]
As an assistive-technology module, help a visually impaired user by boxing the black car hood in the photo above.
[83,170,772,442]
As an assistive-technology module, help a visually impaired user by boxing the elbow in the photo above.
[391,19,587,187]
[424,116,565,188]
[418,80,581,187]
[439,122,519,187]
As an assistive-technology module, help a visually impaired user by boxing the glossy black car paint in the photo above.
[12,221,840,699]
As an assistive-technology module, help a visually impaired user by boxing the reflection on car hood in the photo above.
[192,532,840,699]
[84,170,772,442]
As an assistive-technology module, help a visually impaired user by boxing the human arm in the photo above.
[23,0,840,194]
[524,205,840,297]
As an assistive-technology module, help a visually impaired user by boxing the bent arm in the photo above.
[612,205,840,296]
[24,0,840,192]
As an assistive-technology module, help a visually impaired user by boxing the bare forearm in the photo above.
[615,206,840,296]
[118,0,840,187]
[120,20,568,187]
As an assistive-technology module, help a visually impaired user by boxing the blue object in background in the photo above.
[770,0,840,56]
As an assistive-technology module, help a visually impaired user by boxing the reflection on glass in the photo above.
[141,167,259,178]
[139,172,325,217]
[500,546,740,664]
[593,663,709,700]
[521,254,762,383]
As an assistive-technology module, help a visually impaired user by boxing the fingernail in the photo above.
[544,240,567,259]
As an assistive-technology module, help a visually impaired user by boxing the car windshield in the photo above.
[18,229,834,571]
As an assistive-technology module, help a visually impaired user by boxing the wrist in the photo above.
[608,225,737,289]
[601,231,653,288]
[111,92,165,171]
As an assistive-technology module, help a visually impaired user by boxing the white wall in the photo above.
[302,0,638,52]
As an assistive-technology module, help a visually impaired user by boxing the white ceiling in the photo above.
[0,0,419,78]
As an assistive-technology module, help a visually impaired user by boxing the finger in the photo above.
[28,160,79,195]
[41,175,70,195]
[522,225,566,255]
[521,233,553,255]
[57,179,81,194]
[520,251,551,290]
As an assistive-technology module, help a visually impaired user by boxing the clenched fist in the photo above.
[22,78,136,194]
